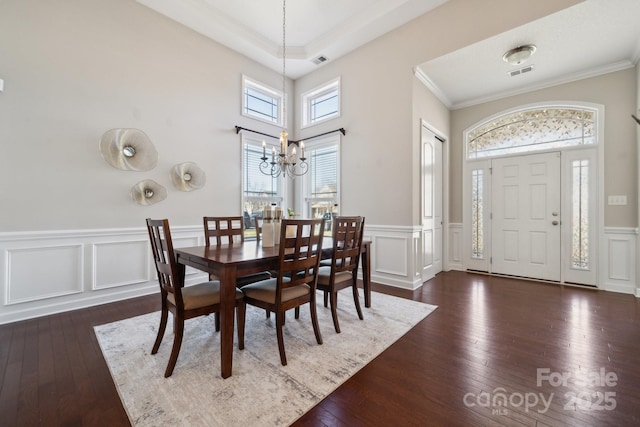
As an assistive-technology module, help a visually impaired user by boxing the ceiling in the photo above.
[137,0,640,109]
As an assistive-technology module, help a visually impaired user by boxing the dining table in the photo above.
[174,237,372,378]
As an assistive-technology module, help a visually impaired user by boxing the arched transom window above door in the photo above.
[466,107,597,159]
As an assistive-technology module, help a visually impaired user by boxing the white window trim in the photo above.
[301,77,340,129]
[241,75,283,127]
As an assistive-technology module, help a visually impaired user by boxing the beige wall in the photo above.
[293,0,581,226]
[0,0,581,232]
[0,0,291,231]
[450,68,638,227]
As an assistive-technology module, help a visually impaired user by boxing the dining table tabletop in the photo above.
[174,237,372,378]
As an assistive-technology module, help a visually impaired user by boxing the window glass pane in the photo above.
[310,89,339,123]
[304,138,339,231]
[242,77,282,125]
[243,139,282,239]
[302,79,340,127]
[245,87,278,123]
[571,159,589,269]
[244,143,278,197]
[471,169,484,259]
[467,108,596,159]
[310,145,338,198]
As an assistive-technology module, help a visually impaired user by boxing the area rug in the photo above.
[94,290,437,426]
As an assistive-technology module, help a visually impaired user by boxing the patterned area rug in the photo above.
[94,290,437,426]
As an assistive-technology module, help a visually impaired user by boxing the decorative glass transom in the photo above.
[467,107,596,159]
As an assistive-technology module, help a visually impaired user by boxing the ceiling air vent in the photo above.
[312,55,328,65]
[508,65,535,77]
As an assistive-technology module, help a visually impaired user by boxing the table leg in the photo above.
[219,266,237,378]
[362,242,371,308]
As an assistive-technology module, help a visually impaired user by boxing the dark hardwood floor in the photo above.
[1,271,639,426]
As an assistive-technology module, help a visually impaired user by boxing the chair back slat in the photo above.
[203,216,244,246]
[146,219,181,302]
[332,216,365,274]
[277,219,325,292]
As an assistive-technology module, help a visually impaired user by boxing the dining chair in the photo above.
[146,218,245,378]
[240,218,325,366]
[316,216,365,333]
[203,216,272,287]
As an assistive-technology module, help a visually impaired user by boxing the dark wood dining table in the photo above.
[174,238,372,378]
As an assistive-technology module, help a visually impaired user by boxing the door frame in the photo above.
[461,101,604,287]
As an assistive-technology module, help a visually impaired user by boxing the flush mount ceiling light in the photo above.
[502,44,537,66]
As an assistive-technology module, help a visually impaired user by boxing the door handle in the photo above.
[552,220,559,226]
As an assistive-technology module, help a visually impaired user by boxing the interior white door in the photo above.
[491,152,561,281]
[421,127,443,281]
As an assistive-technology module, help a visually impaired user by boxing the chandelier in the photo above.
[259,0,308,179]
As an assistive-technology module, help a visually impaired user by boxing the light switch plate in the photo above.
[608,195,627,205]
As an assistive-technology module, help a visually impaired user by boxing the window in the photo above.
[571,159,589,269]
[242,75,283,125]
[471,169,484,259]
[302,135,340,230]
[466,107,596,159]
[242,134,284,238]
[301,78,340,128]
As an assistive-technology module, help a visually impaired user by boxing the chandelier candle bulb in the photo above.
[300,141,305,159]
[262,140,266,157]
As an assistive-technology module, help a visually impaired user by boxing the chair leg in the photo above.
[329,290,341,333]
[152,305,168,354]
[266,310,270,319]
[236,300,246,350]
[323,290,328,307]
[276,311,287,366]
[165,315,184,378]
[310,301,323,345]
[294,306,300,319]
[214,312,220,332]
[352,282,364,320]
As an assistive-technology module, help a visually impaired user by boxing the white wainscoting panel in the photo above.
[601,227,637,295]
[92,240,150,290]
[365,225,423,290]
[449,223,463,271]
[0,226,206,324]
[6,244,84,304]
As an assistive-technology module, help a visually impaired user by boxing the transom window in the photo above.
[301,78,340,128]
[242,75,283,126]
[466,107,596,159]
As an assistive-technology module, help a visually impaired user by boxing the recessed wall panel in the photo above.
[93,240,149,290]
[7,245,83,304]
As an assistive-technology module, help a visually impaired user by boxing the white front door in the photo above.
[491,152,561,281]
[421,127,443,281]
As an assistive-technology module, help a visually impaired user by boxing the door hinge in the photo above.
[490,257,493,264]
[490,212,493,220]
[489,167,493,174]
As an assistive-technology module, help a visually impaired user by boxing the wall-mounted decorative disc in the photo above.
[130,179,167,205]
[171,162,206,191]
[99,128,158,171]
